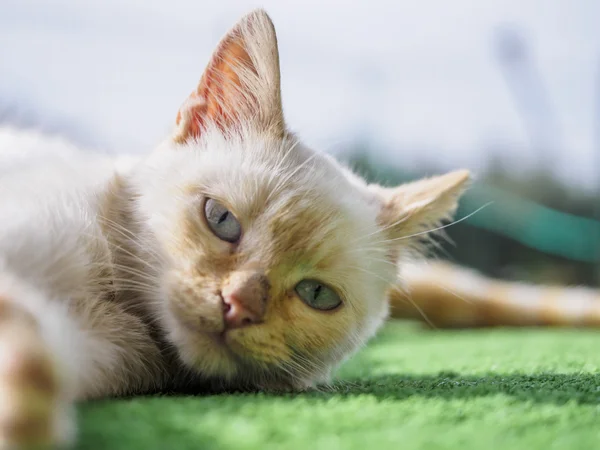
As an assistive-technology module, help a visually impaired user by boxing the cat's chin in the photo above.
[171,322,288,381]
[200,330,232,353]
[164,314,238,379]
[195,328,261,363]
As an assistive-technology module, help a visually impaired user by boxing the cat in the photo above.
[0,9,469,448]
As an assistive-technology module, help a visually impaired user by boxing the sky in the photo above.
[1,0,599,188]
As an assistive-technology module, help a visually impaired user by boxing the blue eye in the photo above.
[204,198,242,243]
[295,280,342,311]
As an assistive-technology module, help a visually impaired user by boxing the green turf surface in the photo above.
[79,322,600,449]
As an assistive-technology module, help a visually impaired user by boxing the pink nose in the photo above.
[222,294,261,329]
[221,271,269,330]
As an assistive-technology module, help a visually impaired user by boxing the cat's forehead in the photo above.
[248,187,360,268]
[175,134,382,266]
[226,152,381,275]
[183,134,369,217]
[209,142,375,231]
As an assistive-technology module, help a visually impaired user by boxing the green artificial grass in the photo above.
[79,322,600,449]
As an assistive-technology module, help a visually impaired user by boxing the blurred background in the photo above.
[2,0,599,286]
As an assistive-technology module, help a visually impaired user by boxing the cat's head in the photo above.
[133,10,469,390]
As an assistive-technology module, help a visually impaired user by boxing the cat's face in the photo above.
[134,10,469,390]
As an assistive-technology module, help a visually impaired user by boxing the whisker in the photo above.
[349,265,395,285]
[404,292,437,329]
[98,216,165,261]
[266,139,302,201]
[370,202,493,246]
[269,152,320,200]
[350,211,413,245]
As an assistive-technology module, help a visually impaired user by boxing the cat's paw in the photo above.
[0,298,74,449]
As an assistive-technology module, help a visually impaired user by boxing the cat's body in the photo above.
[1,138,167,387]
[0,134,170,445]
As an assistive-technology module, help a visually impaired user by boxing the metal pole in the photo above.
[595,59,600,285]
[494,26,562,170]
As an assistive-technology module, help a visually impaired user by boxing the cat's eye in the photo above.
[295,280,342,311]
[203,198,242,243]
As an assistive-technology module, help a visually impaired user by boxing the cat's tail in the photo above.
[388,261,600,328]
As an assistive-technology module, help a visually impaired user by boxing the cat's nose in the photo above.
[221,270,269,329]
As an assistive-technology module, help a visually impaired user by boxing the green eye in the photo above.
[295,280,342,311]
[204,198,242,243]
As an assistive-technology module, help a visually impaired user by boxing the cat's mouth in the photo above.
[179,318,237,352]
[204,330,229,348]
[207,328,247,351]
[202,327,262,361]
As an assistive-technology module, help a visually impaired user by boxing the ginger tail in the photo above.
[389,261,600,328]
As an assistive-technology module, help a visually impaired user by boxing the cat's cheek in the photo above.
[286,306,350,351]
[163,270,225,334]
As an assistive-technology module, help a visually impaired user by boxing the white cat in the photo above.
[0,10,468,448]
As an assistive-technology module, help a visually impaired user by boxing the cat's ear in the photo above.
[173,9,285,143]
[371,170,471,243]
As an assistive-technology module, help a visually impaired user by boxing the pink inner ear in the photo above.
[174,28,258,143]
[175,95,208,142]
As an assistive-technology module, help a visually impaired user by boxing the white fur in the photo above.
[0,128,149,397]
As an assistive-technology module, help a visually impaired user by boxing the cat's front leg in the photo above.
[0,282,75,449]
